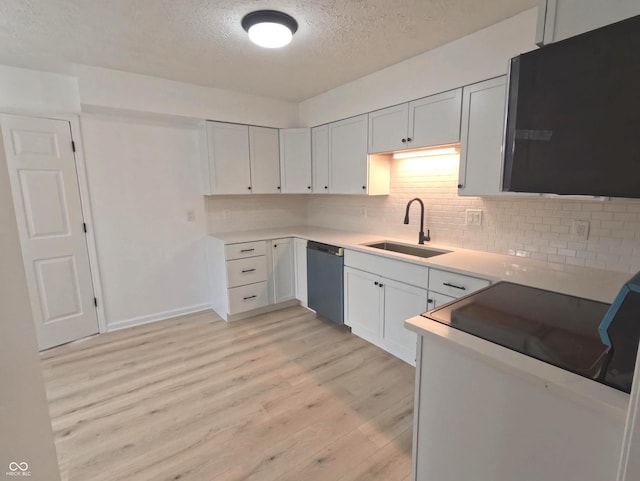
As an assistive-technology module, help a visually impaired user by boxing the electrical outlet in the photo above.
[572,220,590,241]
[223,209,231,219]
[465,209,483,226]
[186,210,196,222]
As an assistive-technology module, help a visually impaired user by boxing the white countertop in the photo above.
[210,225,630,304]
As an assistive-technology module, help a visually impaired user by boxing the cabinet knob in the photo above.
[374,281,378,286]
[401,138,407,143]
[457,184,463,189]
[379,283,384,288]
[307,186,311,190]
[407,137,412,142]
[427,299,434,304]
[277,186,281,190]
[248,186,252,190]
[274,244,277,248]
[324,186,328,189]
[362,185,366,190]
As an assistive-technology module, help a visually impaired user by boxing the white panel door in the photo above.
[249,126,280,194]
[408,88,462,149]
[279,128,312,194]
[205,121,251,195]
[1,114,98,350]
[382,278,426,365]
[368,103,409,154]
[329,114,369,194]
[271,238,295,304]
[344,267,381,343]
[311,125,330,193]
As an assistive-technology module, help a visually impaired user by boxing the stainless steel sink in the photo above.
[363,241,450,259]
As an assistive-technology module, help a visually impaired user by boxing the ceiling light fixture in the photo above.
[242,10,298,49]
[393,146,460,160]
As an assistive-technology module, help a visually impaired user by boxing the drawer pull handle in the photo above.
[243,295,257,300]
[241,269,256,273]
[240,248,255,253]
[443,282,466,291]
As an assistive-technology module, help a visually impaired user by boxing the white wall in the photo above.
[298,8,538,126]
[0,64,80,114]
[81,114,209,330]
[0,134,61,480]
[77,66,299,127]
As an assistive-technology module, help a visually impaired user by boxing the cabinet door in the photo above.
[203,121,251,195]
[408,88,462,149]
[368,103,409,154]
[279,128,312,194]
[294,238,308,306]
[249,126,280,194]
[271,238,295,304]
[426,290,456,310]
[312,125,330,194]
[536,0,640,46]
[329,114,369,194]
[458,76,508,196]
[344,267,382,343]
[382,278,426,365]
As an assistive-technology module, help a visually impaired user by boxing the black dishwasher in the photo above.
[307,241,344,325]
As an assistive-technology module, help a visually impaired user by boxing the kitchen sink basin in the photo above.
[363,241,450,259]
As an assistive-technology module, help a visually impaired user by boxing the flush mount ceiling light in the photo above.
[242,10,298,49]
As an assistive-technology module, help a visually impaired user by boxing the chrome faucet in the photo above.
[404,198,430,244]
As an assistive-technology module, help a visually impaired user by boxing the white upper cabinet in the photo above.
[312,125,330,194]
[279,128,312,194]
[249,126,280,194]
[536,0,640,46]
[329,114,389,195]
[368,103,409,154]
[200,121,251,195]
[408,88,462,149]
[367,88,462,154]
[329,114,369,194]
[458,76,509,196]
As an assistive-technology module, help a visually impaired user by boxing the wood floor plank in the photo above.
[42,306,415,481]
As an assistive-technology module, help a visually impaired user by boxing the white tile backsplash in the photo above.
[306,155,640,274]
[205,155,640,274]
[206,194,307,233]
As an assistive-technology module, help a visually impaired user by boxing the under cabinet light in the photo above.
[393,146,459,160]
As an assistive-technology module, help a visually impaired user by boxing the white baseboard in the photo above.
[107,303,211,332]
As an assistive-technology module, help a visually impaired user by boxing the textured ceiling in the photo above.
[0,0,538,102]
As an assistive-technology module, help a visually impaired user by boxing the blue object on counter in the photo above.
[598,271,640,346]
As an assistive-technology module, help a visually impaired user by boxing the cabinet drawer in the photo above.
[429,269,490,298]
[225,241,266,260]
[226,256,267,288]
[228,281,269,314]
[344,249,429,289]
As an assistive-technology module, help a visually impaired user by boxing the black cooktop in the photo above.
[421,282,634,393]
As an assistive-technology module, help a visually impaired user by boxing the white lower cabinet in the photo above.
[345,266,427,366]
[270,238,295,304]
[382,279,426,365]
[426,290,456,310]
[344,268,381,343]
[294,238,308,306]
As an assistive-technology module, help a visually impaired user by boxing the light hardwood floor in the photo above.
[41,306,415,481]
